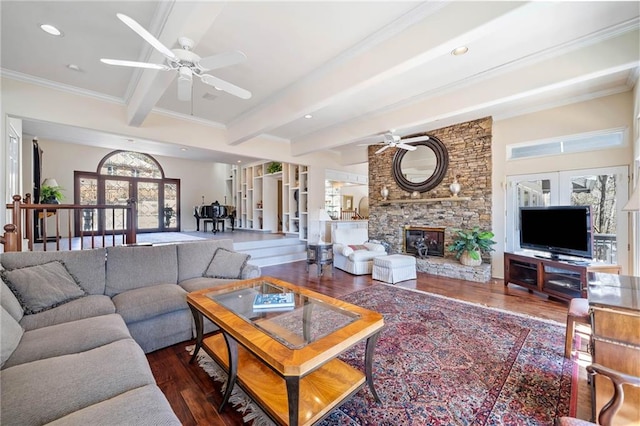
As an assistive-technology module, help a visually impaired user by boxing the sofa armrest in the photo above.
[241,263,261,279]
[333,243,353,257]
[364,242,386,252]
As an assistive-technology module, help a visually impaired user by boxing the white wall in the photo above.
[33,138,232,231]
[493,91,635,277]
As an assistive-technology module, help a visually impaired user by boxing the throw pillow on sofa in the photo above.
[1,261,86,314]
[204,248,250,279]
[1,306,23,367]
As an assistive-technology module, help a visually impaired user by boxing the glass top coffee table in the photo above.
[187,276,384,426]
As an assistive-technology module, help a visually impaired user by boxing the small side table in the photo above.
[307,243,333,276]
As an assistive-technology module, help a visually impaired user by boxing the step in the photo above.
[234,237,308,267]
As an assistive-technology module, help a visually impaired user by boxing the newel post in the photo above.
[0,224,19,252]
[126,198,137,245]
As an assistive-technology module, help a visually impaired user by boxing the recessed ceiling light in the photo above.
[67,64,81,72]
[180,148,188,152]
[304,114,313,119]
[237,160,242,163]
[451,46,469,56]
[40,24,63,36]
[126,139,135,143]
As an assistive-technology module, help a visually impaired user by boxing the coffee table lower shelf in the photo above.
[203,333,365,425]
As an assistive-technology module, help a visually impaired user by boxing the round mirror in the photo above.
[392,136,449,193]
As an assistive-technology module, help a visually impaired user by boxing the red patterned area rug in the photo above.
[193,284,575,425]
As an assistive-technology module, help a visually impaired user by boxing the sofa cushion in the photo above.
[45,385,180,426]
[105,245,178,297]
[1,261,86,315]
[1,281,24,322]
[112,284,188,324]
[350,250,387,262]
[0,248,107,295]
[3,314,131,369]
[204,248,250,279]
[177,239,234,282]
[1,306,23,368]
[19,295,116,331]
[180,276,240,293]
[0,338,155,426]
[348,244,368,251]
[334,227,368,246]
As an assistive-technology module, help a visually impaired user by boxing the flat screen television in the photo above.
[519,205,593,261]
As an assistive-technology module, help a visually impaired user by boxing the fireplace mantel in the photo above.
[380,196,470,206]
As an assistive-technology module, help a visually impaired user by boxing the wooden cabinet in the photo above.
[588,273,640,425]
[504,253,620,301]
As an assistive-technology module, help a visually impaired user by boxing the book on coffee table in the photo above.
[253,292,295,309]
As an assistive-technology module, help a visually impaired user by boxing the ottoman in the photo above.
[372,254,417,284]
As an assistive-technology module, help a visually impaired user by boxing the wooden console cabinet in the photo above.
[503,252,620,302]
[588,273,640,425]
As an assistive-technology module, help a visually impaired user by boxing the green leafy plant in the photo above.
[266,162,282,174]
[447,227,496,260]
[40,185,64,203]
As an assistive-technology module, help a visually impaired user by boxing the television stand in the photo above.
[504,252,620,302]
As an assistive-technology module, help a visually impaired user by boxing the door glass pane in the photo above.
[569,174,618,264]
[164,183,177,229]
[104,179,129,231]
[508,178,551,250]
[515,179,551,208]
[79,177,98,232]
[137,181,159,229]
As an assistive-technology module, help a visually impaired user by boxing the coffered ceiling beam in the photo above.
[126,2,226,127]
[291,30,640,157]
[225,1,525,146]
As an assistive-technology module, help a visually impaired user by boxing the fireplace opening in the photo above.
[404,226,445,257]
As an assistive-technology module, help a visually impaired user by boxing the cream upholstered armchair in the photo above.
[332,227,386,275]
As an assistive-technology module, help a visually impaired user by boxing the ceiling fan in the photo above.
[361,131,430,154]
[100,13,251,102]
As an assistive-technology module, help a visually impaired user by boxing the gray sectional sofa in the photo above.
[0,239,260,425]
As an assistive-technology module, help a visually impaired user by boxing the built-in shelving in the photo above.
[234,161,309,240]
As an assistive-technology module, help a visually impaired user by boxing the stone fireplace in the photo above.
[367,117,493,282]
[404,226,445,257]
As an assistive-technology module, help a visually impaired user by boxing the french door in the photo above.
[507,166,629,273]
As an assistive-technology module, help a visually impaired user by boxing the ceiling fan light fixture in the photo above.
[40,24,63,37]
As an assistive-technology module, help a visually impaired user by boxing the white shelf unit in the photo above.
[235,162,308,240]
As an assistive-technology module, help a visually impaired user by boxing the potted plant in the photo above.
[266,162,282,174]
[40,184,64,204]
[447,227,496,266]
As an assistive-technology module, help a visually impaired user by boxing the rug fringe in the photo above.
[186,346,277,426]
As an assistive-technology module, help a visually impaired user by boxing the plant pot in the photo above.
[460,249,482,266]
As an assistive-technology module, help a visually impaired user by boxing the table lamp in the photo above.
[318,209,333,244]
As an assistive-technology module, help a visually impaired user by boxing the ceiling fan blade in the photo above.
[397,143,417,151]
[402,135,430,143]
[198,51,247,71]
[100,58,170,70]
[375,145,391,154]
[177,67,192,101]
[116,13,179,62]
[200,74,252,99]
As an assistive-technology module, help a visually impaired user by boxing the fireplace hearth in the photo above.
[404,226,445,257]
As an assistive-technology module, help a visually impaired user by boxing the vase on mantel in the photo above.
[381,185,389,201]
[449,176,461,198]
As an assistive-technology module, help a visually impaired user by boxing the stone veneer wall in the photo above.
[368,116,493,268]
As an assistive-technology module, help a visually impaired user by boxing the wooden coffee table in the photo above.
[187,276,384,426]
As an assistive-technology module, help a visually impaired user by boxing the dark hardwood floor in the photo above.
[146,261,582,425]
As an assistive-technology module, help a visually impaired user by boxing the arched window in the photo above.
[75,151,180,234]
